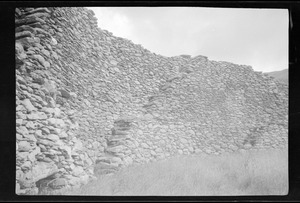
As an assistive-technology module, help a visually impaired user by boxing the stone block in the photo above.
[106,145,125,154]
[112,129,129,136]
[48,178,67,189]
[72,166,84,177]
[58,89,71,99]
[18,141,32,152]
[22,99,36,113]
[31,161,58,182]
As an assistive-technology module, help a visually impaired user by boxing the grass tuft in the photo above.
[64,148,288,196]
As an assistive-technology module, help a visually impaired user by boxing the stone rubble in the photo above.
[15,7,288,195]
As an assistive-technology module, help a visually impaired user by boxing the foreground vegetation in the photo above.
[64,148,288,196]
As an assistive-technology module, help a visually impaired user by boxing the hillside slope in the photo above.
[265,69,288,84]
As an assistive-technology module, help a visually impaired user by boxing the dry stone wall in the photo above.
[15,7,288,195]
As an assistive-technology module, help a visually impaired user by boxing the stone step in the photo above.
[112,129,129,136]
[16,31,34,39]
[148,95,156,102]
[107,140,126,147]
[15,16,45,27]
[94,161,119,169]
[102,150,125,158]
[114,118,134,127]
[105,145,125,154]
[24,12,50,19]
[94,160,121,176]
[185,66,194,73]
[108,135,129,141]
[166,74,182,83]
[16,37,36,50]
[94,168,118,176]
[160,83,175,91]
[114,122,131,127]
[142,102,157,108]
[113,126,131,131]
[23,8,51,15]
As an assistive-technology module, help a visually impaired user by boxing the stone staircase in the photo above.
[142,67,190,115]
[94,117,134,176]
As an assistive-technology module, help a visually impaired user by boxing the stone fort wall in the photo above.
[15,7,288,194]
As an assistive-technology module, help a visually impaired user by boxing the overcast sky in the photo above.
[87,7,288,72]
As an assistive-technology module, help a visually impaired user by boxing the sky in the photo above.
[87,7,288,72]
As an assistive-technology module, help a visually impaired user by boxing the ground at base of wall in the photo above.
[63,147,288,196]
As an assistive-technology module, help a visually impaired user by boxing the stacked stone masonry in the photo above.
[15,7,288,195]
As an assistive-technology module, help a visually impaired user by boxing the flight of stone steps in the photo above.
[94,118,135,176]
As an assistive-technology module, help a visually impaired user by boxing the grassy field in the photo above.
[65,148,288,196]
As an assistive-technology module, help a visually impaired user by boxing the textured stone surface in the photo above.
[15,7,288,195]
[48,178,67,189]
[31,162,58,182]
[18,141,32,152]
[22,99,36,113]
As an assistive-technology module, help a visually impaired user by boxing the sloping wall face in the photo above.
[15,7,288,195]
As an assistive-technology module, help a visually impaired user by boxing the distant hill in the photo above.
[265,69,288,84]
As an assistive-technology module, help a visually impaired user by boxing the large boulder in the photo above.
[31,161,58,182]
